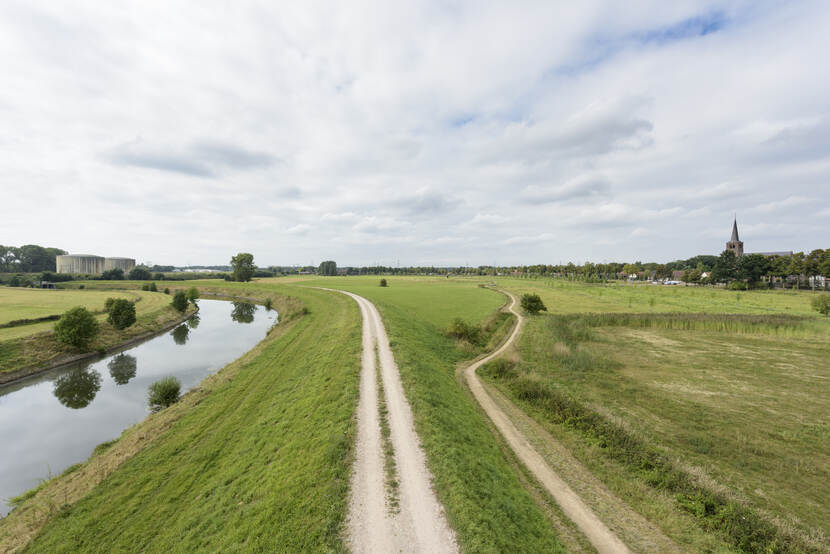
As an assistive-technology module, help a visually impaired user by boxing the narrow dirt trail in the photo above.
[464,291,634,554]
[334,290,458,554]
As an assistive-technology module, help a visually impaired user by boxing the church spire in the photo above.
[731,217,740,242]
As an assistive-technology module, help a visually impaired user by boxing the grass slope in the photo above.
[308,276,567,552]
[13,285,361,552]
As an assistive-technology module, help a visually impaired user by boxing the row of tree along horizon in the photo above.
[2,244,828,288]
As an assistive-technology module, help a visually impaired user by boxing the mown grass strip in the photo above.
[8,286,361,552]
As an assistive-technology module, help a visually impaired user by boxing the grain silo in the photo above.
[56,254,106,274]
[104,257,136,273]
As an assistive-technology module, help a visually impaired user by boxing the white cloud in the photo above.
[0,1,829,265]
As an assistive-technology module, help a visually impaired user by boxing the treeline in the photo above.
[0,244,67,273]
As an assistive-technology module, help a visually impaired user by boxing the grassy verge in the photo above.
[482,309,830,552]
[1,285,361,552]
[307,276,567,552]
[375,346,400,512]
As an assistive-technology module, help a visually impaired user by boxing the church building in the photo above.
[725,218,792,258]
[726,218,744,257]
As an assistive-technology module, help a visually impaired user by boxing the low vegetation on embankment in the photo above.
[1,284,361,552]
[308,276,570,552]
[485,280,830,552]
[0,287,192,379]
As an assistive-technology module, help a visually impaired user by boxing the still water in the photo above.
[0,299,275,516]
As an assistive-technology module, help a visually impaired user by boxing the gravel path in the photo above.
[464,290,633,554]
[335,290,458,554]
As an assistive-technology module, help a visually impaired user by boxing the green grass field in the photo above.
[0,288,189,376]
[486,279,830,552]
[3,284,361,552]
[492,276,823,316]
[0,288,172,342]
[307,275,569,552]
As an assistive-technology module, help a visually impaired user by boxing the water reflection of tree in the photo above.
[108,353,137,385]
[186,314,200,329]
[231,302,256,324]
[171,324,190,345]
[53,367,102,409]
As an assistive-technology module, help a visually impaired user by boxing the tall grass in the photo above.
[549,312,818,336]
[484,362,815,553]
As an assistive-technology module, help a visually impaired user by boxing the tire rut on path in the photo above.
[332,289,458,554]
[464,290,675,554]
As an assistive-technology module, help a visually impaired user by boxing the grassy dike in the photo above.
[1,284,361,552]
[308,276,568,553]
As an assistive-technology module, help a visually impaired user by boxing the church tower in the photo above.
[726,217,744,257]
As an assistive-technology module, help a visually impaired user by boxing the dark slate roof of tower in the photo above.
[730,218,740,242]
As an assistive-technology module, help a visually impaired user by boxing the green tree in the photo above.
[520,293,547,314]
[128,267,152,280]
[54,307,100,349]
[737,254,770,286]
[171,290,189,313]
[107,298,137,330]
[787,252,805,289]
[231,252,256,282]
[186,286,199,304]
[711,250,738,283]
[811,294,830,317]
[804,249,825,290]
[379,278,388,287]
[319,260,338,276]
[101,268,124,280]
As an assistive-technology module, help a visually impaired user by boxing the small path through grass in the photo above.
[465,290,647,554]
[331,289,458,553]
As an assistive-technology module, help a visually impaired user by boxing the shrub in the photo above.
[78,284,85,289]
[148,376,181,411]
[186,286,199,304]
[812,294,830,317]
[447,318,481,344]
[728,280,748,291]
[164,288,170,294]
[54,307,100,349]
[105,297,116,312]
[149,282,158,292]
[264,297,273,310]
[107,298,136,330]
[171,291,188,313]
[520,293,547,314]
[379,278,388,287]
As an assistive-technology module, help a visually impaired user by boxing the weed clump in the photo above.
[148,376,181,411]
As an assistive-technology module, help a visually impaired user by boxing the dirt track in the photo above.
[335,290,458,553]
[464,291,634,554]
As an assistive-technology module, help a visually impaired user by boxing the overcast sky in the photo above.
[1,1,829,267]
